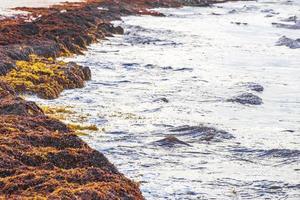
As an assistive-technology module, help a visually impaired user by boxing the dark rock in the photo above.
[228,93,263,105]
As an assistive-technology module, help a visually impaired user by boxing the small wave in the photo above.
[168,125,234,142]
[230,147,300,164]
[258,149,300,159]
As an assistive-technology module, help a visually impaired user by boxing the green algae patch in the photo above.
[68,123,105,137]
[39,104,102,136]
[40,105,97,132]
[40,105,75,121]
[1,55,91,99]
[68,123,99,132]
[74,131,89,137]
[41,105,75,115]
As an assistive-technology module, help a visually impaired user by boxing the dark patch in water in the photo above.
[231,21,248,26]
[125,25,150,33]
[276,36,300,49]
[106,131,128,135]
[228,93,263,105]
[240,82,264,92]
[116,80,131,84]
[211,12,222,16]
[124,33,180,46]
[144,64,156,69]
[122,63,140,68]
[152,136,191,147]
[143,64,175,71]
[154,97,169,103]
[265,14,274,18]
[282,129,295,133]
[123,25,181,46]
[173,67,193,72]
[169,125,234,142]
[161,66,173,70]
[125,25,173,35]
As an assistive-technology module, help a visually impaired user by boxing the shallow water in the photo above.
[28,0,299,199]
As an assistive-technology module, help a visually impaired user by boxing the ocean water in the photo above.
[27,0,299,199]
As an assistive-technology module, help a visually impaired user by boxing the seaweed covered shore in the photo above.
[0,83,144,199]
[0,0,243,199]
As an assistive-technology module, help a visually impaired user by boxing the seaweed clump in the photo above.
[1,55,91,99]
